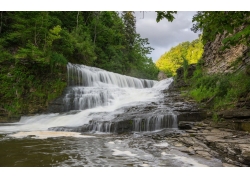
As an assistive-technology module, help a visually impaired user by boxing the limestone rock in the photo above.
[222,163,237,167]
[202,31,249,75]
[219,109,250,119]
[157,71,167,81]
[195,150,212,159]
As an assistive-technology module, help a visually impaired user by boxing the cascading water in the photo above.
[133,114,178,132]
[64,63,157,111]
[0,63,176,134]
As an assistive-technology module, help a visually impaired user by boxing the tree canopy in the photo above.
[156,11,250,50]
[0,11,159,79]
[155,37,203,77]
[191,11,250,50]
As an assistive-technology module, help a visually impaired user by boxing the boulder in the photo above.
[157,71,167,81]
[178,122,193,130]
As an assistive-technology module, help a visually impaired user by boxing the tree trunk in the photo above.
[93,12,100,46]
[76,11,80,29]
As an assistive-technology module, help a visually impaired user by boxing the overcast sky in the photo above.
[134,11,199,62]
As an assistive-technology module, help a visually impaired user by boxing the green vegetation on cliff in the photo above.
[0,60,66,120]
[0,11,159,121]
[155,37,203,77]
[183,62,250,113]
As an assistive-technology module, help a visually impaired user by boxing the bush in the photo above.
[186,60,250,111]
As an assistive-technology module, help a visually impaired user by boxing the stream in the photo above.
[0,63,223,167]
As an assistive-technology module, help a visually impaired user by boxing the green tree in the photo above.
[156,11,177,22]
[191,11,250,50]
[156,37,203,76]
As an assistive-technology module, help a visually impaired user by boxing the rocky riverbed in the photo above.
[145,120,250,167]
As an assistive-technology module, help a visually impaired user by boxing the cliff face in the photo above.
[195,32,250,132]
[202,33,250,74]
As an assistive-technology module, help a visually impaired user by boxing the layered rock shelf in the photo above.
[145,120,250,167]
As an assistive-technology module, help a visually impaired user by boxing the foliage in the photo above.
[155,11,250,50]
[155,37,203,77]
[155,11,177,22]
[186,60,250,111]
[0,59,66,117]
[191,11,250,49]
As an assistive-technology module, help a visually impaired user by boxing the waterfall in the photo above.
[133,114,178,132]
[64,63,157,111]
[0,63,177,134]
[67,63,156,88]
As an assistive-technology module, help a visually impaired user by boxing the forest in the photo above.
[155,36,203,77]
[0,11,159,119]
[0,11,159,78]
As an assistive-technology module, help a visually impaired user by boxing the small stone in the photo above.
[174,143,183,147]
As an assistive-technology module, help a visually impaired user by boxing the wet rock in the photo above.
[238,144,250,165]
[180,133,190,137]
[178,122,193,130]
[224,157,243,167]
[180,137,195,146]
[161,119,250,166]
[194,141,209,150]
[193,146,205,151]
[185,130,197,133]
[219,109,250,119]
[210,128,223,133]
[210,150,220,158]
[222,163,237,167]
[173,146,191,154]
[114,120,133,134]
[195,150,212,159]
[227,147,237,156]
[177,112,206,122]
[187,147,196,155]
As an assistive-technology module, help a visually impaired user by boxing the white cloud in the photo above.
[135,11,199,62]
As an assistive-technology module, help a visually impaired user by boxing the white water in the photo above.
[0,63,174,134]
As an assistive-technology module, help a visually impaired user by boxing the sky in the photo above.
[134,11,199,62]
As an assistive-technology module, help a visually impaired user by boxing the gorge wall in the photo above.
[202,32,250,74]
